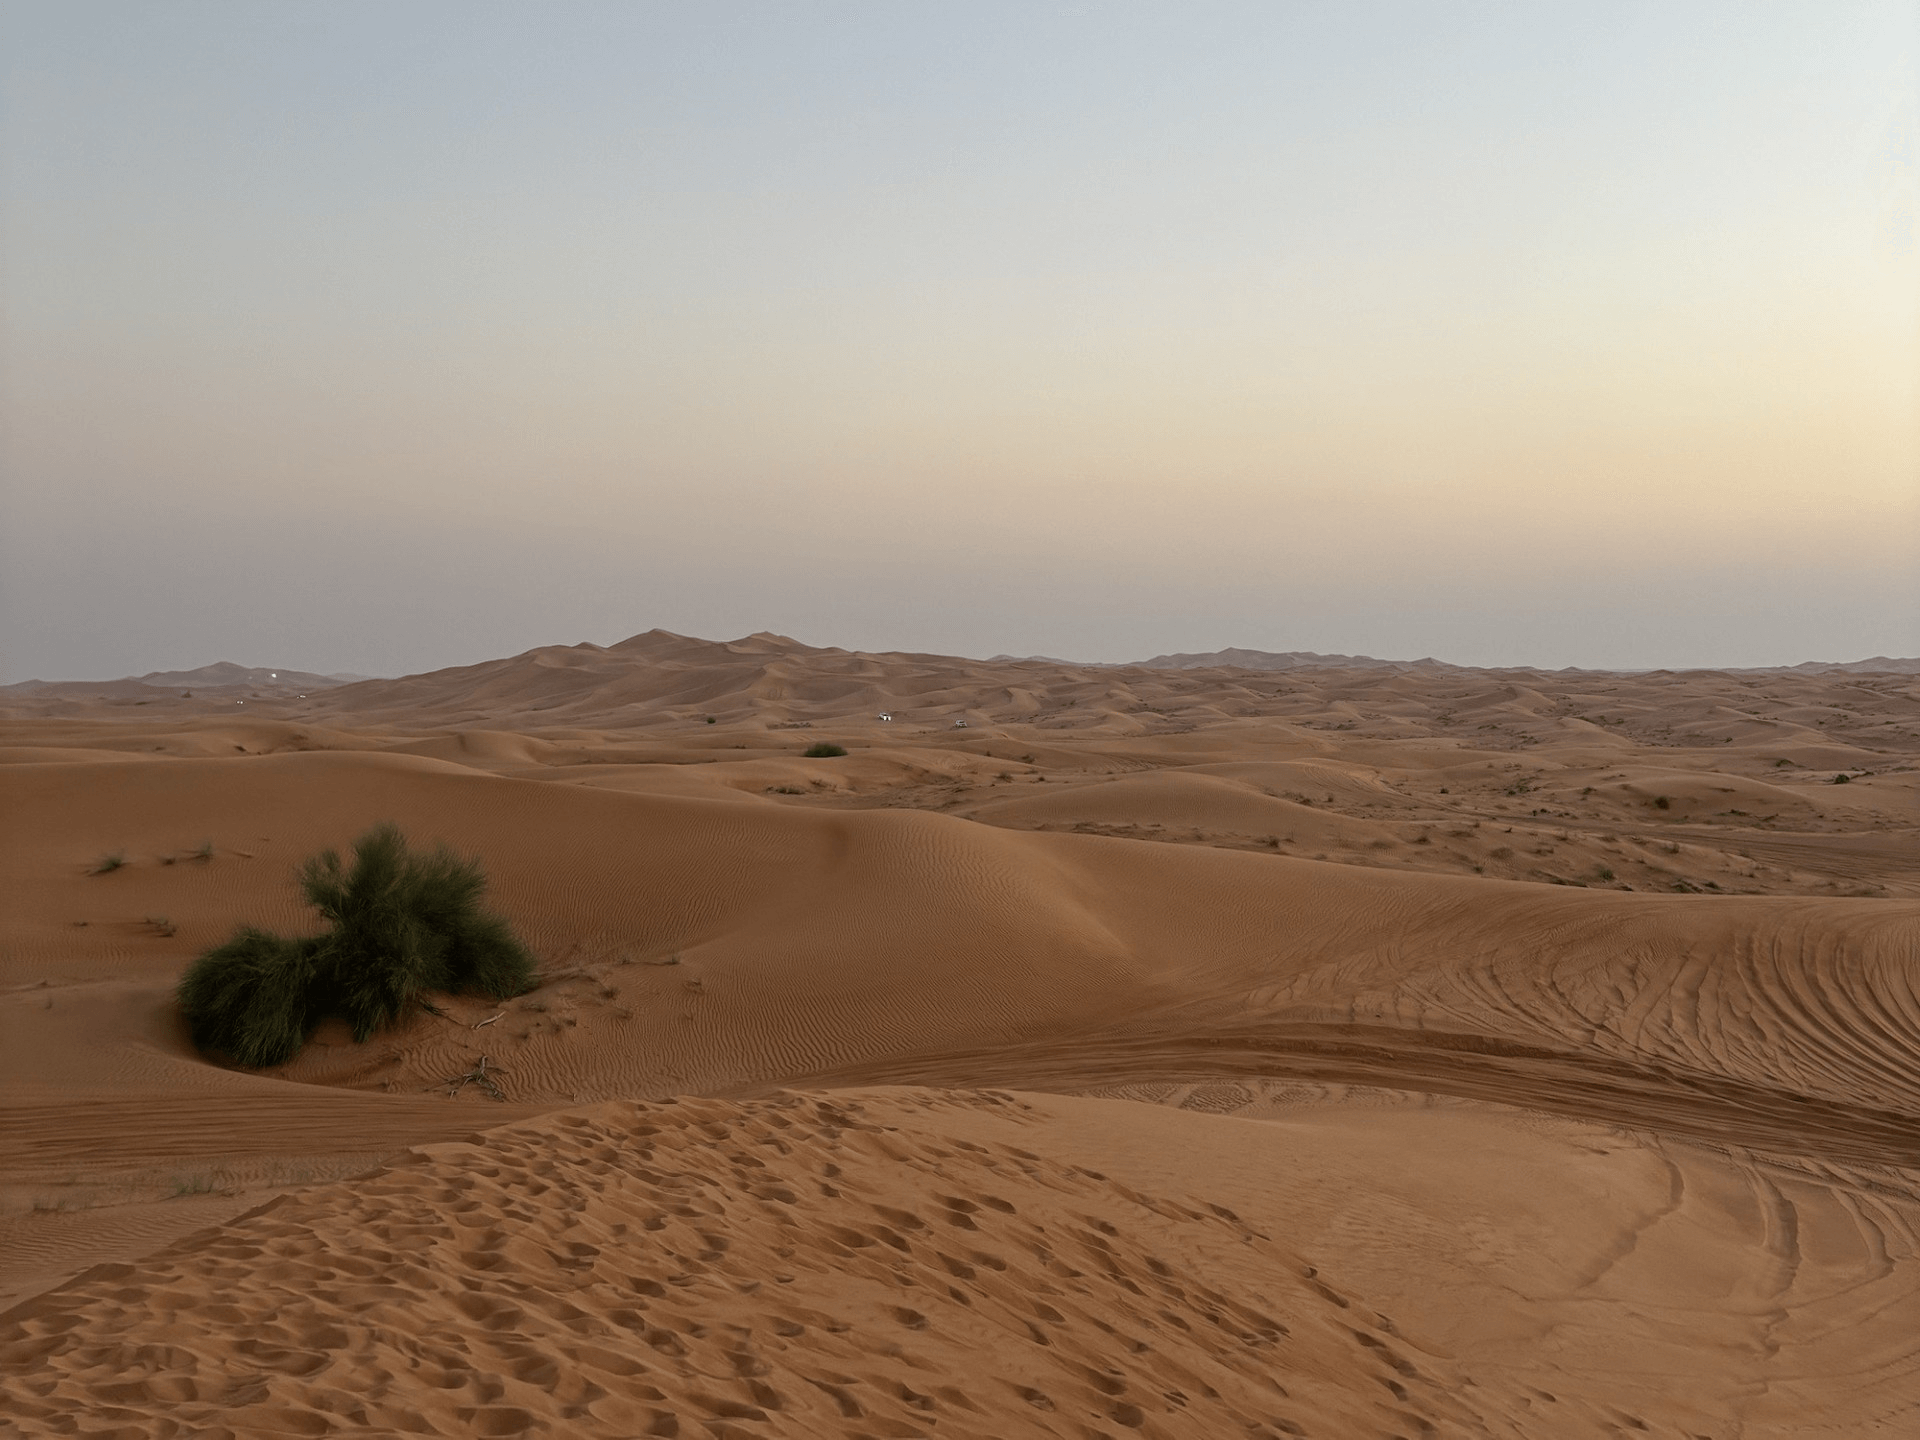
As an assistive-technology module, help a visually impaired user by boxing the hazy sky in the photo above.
[3,1,1915,680]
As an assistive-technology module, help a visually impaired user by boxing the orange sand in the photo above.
[3,632,1916,1437]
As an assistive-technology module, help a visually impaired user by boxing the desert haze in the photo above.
[3,629,1917,1439]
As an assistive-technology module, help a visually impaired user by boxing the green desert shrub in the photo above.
[177,824,535,1066]
[177,926,323,1068]
[803,742,847,758]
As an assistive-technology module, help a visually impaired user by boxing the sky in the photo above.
[2,1,1915,680]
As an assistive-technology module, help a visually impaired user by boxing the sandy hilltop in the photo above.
[3,629,1918,1438]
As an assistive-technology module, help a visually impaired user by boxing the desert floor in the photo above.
[3,632,1917,1438]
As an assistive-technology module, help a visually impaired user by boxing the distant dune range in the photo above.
[7,632,1917,705]
[3,630,1917,1437]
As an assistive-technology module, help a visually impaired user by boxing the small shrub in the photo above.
[705,716,716,724]
[1653,796,1670,810]
[803,742,847,758]
[1832,773,1851,785]
[91,851,126,875]
[1596,866,1616,882]
[177,824,536,1066]
[297,826,535,1040]
[178,927,323,1068]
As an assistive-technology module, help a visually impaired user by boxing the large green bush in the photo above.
[177,824,536,1067]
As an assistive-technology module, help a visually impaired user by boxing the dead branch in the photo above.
[441,1055,509,1101]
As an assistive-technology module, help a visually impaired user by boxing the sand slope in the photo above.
[9,1089,1917,1438]
[4,1092,1500,1439]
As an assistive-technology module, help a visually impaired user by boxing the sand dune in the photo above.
[4,1092,1511,1438]
[2,632,1916,1435]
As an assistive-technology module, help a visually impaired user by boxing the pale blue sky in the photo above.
[2,1,1914,679]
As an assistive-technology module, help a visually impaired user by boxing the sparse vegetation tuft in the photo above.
[90,851,127,875]
[176,824,536,1068]
[803,742,847,758]
[1653,796,1670,810]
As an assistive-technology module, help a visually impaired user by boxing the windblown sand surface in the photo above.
[3,632,1916,1437]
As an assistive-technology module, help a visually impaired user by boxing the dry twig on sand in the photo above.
[441,1055,508,1101]
[472,1012,503,1029]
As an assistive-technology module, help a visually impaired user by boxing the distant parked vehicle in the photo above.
[877,712,893,722]
[952,719,968,728]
